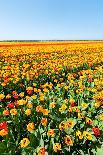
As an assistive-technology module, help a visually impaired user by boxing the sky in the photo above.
[0,0,103,40]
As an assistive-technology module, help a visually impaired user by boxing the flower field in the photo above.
[0,41,103,155]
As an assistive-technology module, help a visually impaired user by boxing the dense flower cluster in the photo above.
[0,42,103,154]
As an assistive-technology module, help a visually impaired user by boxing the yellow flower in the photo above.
[34,88,38,92]
[43,88,49,93]
[64,135,73,146]
[25,109,31,116]
[98,114,103,120]
[17,99,26,105]
[87,133,92,140]
[66,120,74,128]
[10,109,17,115]
[54,79,57,83]
[83,131,88,137]
[81,103,88,109]
[27,122,35,132]
[85,117,93,125]
[83,130,93,140]
[0,94,5,100]
[20,138,30,148]
[19,92,24,98]
[59,121,67,131]
[49,102,56,108]
[33,83,37,87]
[49,83,53,89]
[40,95,45,101]
[53,143,61,152]
[26,103,33,109]
[26,96,31,101]
[57,84,60,88]
[60,78,63,82]
[94,101,101,108]
[64,85,69,90]
[73,107,80,113]
[59,104,67,112]
[37,89,41,93]
[68,107,72,112]
[31,94,37,100]
[76,131,83,139]
[78,113,84,119]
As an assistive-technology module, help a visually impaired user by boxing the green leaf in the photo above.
[90,82,94,88]
[39,137,44,147]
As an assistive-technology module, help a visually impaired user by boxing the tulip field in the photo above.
[0,41,103,155]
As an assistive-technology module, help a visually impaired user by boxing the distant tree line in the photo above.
[0,40,103,42]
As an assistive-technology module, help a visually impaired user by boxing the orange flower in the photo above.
[27,122,35,132]
[41,118,48,126]
[1,82,6,87]
[36,105,43,113]
[64,135,73,146]
[38,147,45,155]
[26,87,33,95]
[70,99,75,107]
[42,109,49,116]
[26,103,33,109]
[0,128,9,136]
[47,129,55,137]
[3,110,9,116]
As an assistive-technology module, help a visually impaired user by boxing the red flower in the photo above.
[12,91,17,95]
[87,78,92,83]
[4,77,8,82]
[73,73,77,78]
[92,127,101,136]
[7,103,15,108]
[89,63,93,67]
[13,94,18,99]
[0,122,7,129]
[27,90,33,95]
[70,103,75,107]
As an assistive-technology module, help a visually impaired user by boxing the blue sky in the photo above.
[0,0,103,40]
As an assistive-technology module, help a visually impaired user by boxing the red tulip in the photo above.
[7,103,15,108]
[70,103,75,107]
[92,127,101,136]
[0,122,7,129]
[27,90,33,95]
[13,94,18,99]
